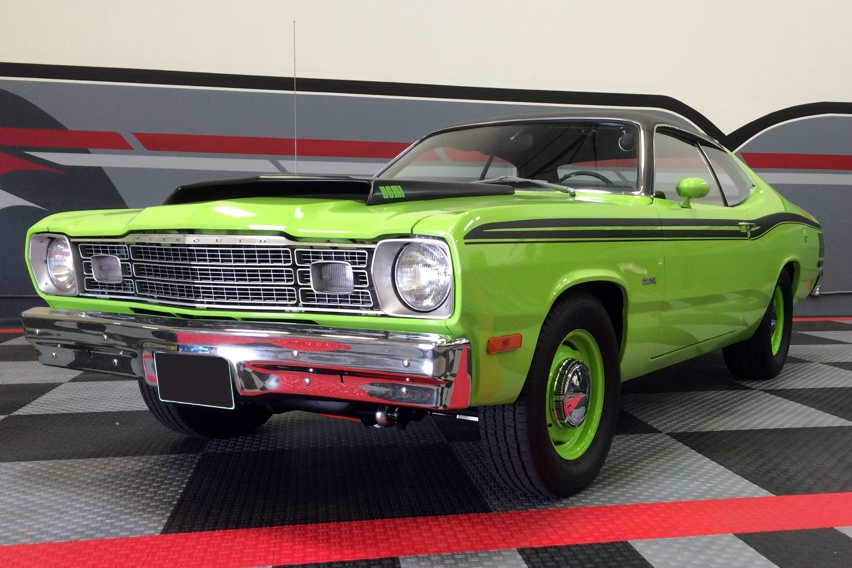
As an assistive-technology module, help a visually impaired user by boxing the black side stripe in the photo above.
[463,212,820,242]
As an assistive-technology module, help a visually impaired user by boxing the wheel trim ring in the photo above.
[545,329,605,460]
[770,284,784,355]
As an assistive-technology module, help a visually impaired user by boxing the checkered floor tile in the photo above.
[1,320,851,568]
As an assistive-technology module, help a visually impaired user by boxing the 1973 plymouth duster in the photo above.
[22,110,823,497]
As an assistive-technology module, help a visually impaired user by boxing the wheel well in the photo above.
[555,281,625,353]
[783,261,799,296]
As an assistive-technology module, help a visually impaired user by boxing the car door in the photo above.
[651,128,759,360]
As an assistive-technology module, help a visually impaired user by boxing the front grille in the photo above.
[75,237,378,312]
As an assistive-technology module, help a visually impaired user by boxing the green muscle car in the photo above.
[22,110,823,497]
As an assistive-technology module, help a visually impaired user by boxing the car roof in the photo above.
[439,108,709,139]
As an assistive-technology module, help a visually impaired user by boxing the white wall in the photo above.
[1,0,850,133]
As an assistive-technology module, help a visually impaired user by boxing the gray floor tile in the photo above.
[400,549,527,568]
[736,363,852,390]
[0,361,81,384]
[0,336,30,346]
[631,535,778,568]
[14,380,148,414]
[451,434,769,512]
[789,344,852,363]
[621,390,851,432]
[204,411,445,452]
[838,527,852,539]
[0,454,200,544]
[798,330,852,343]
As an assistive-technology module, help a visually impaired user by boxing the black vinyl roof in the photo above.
[441,108,707,138]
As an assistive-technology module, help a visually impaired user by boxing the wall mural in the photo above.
[1,65,850,322]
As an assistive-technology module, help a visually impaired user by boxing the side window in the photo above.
[653,132,725,206]
[700,145,755,206]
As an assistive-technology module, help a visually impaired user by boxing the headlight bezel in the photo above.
[372,238,454,318]
[28,234,79,296]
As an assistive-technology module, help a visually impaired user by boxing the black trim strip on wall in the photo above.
[0,62,726,140]
[2,62,850,152]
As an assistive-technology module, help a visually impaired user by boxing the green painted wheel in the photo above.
[769,284,784,356]
[545,330,605,460]
[723,270,792,380]
[478,292,621,497]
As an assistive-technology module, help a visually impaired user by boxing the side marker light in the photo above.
[487,333,523,354]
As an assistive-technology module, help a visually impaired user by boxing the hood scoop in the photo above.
[163,175,514,206]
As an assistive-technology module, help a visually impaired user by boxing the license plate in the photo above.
[154,352,235,409]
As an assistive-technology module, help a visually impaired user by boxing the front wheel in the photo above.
[479,293,620,497]
[139,382,272,438]
[723,270,793,380]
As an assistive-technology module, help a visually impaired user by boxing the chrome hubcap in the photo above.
[552,359,591,428]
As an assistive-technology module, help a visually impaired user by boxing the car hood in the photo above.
[34,184,653,242]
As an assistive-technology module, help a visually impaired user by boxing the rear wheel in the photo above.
[479,293,620,497]
[723,270,793,380]
[139,382,272,438]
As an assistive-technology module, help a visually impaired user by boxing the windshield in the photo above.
[378,120,640,192]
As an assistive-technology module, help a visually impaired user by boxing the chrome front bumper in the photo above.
[21,307,471,410]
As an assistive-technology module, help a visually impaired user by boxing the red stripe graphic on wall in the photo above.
[134,133,410,159]
[4,128,852,169]
[0,127,131,150]
[741,152,852,171]
[2,492,851,568]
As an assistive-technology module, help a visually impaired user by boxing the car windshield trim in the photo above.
[378,119,644,194]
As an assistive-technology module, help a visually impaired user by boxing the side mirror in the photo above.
[676,177,710,209]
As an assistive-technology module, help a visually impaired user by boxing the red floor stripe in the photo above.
[0,127,131,150]
[742,152,852,171]
[134,132,409,159]
[2,493,851,568]
[0,328,24,333]
[793,316,852,322]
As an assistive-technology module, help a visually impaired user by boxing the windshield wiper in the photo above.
[478,176,576,197]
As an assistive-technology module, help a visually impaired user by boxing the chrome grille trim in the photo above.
[72,235,379,313]
[83,278,135,294]
[295,248,368,267]
[299,289,373,308]
[133,263,295,285]
[130,244,292,266]
[135,280,297,305]
[78,244,129,259]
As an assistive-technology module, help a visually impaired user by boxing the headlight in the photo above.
[394,243,452,312]
[47,239,76,291]
[28,234,78,295]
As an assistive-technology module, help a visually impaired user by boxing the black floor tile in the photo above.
[0,344,38,361]
[162,443,490,533]
[786,355,809,364]
[283,558,399,568]
[623,352,748,393]
[430,414,480,442]
[615,409,660,435]
[0,411,207,461]
[69,370,135,382]
[0,383,59,414]
[792,321,852,332]
[737,528,852,568]
[519,542,652,568]
[672,427,852,495]
[765,388,852,422]
[791,331,849,345]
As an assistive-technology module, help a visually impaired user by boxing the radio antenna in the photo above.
[292,20,298,175]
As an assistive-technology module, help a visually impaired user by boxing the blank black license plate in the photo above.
[154,352,235,409]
